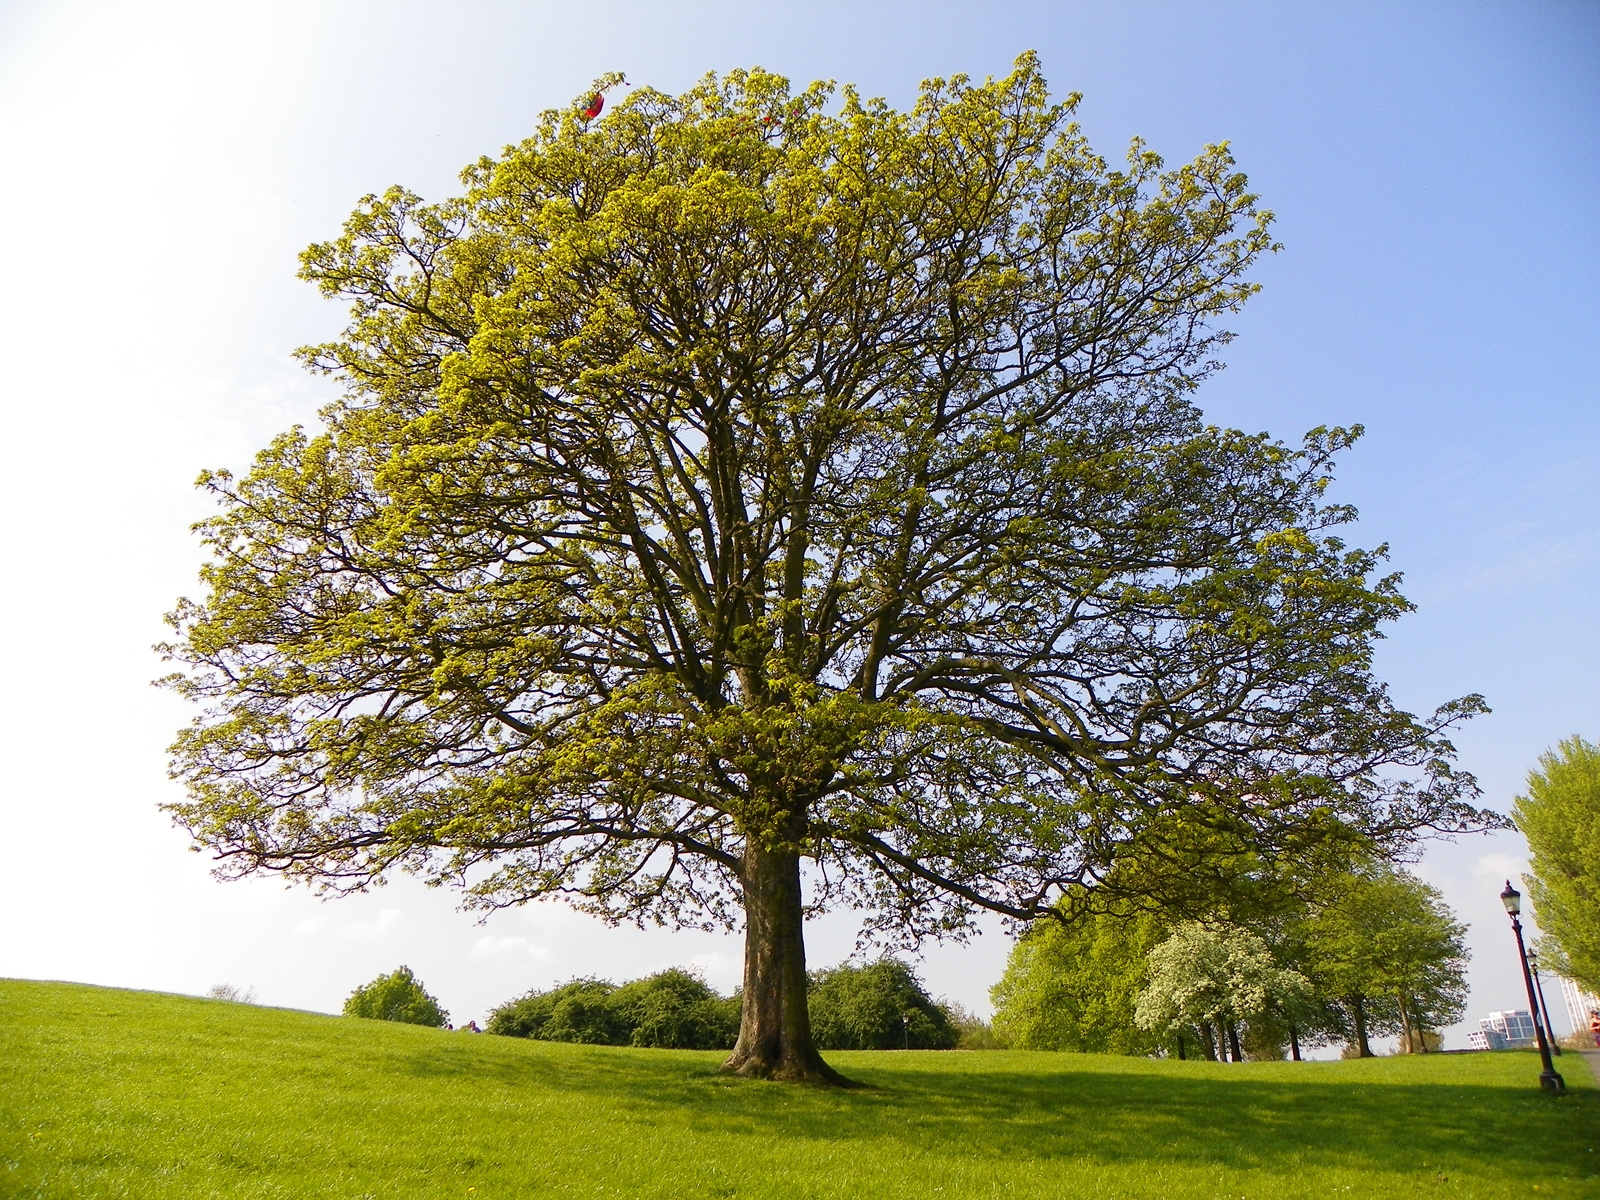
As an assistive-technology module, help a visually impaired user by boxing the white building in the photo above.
[1473,1009,1538,1049]
[1558,976,1600,1039]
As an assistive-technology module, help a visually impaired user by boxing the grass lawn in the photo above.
[2,979,1596,1199]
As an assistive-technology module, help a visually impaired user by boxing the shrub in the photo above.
[342,966,448,1027]
[207,983,256,1004]
[487,971,739,1049]
[610,969,740,1049]
[486,978,624,1043]
[808,959,957,1050]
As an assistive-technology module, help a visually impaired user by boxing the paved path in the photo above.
[1578,1048,1600,1085]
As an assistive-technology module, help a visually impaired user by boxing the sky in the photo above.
[0,0,1595,1053]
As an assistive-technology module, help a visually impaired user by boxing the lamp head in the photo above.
[1500,880,1522,915]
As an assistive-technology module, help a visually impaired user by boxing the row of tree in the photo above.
[345,959,970,1052]
[991,859,1468,1060]
[487,959,964,1051]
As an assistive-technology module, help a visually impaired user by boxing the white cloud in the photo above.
[471,935,550,962]
[292,916,326,936]
[1474,852,1528,883]
[339,908,401,939]
[688,952,741,992]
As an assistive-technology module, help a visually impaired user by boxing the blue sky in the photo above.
[0,0,1595,1051]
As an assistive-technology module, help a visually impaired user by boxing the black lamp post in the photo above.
[1527,948,1562,1057]
[1500,881,1564,1092]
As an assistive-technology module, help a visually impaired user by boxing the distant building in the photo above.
[1473,1009,1537,1049]
[1557,976,1600,1036]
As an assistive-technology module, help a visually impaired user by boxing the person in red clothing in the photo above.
[1589,1008,1600,1048]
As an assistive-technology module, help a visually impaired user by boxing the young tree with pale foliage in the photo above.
[1514,736,1600,994]
[1135,922,1310,1061]
[161,54,1490,1084]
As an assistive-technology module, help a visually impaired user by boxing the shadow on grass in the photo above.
[10,982,1595,1190]
[415,1039,1597,1183]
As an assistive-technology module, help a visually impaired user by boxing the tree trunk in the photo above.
[1351,995,1373,1058]
[1226,1022,1243,1063]
[1289,1025,1301,1062]
[1176,1032,1186,1061]
[1200,1022,1218,1061]
[1412,1000,1430,1053]
[1396,991,1415,1054]
[721,842,854,1085]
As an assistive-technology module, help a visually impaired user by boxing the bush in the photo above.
[489,961,963,1052]
[487,970,739,1049]
[610,970,741,1049]
[485,978,625,1043]
[808,959,958,1050]
[342,966,448,1027]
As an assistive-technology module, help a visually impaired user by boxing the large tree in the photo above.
[161,55,1490,1083]
[1514,737,1600,993]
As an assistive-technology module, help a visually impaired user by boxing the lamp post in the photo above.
[1500,881,1564,1092]
[1527,949,1562,1057]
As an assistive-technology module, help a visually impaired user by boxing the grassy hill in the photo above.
[2,979,1595,1199]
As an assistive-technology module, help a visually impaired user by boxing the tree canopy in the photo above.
[161,53,1491,1082]
[1134,922,1310,1061]
[990,906,1166,1054]
[486,969,740,1048]
[989,857,1468,1060]
[1290,862,1468,1056]
[343,966,448,1027]
[1512,736,1600,993]
[807,958,957,1050]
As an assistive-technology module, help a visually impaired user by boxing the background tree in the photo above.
[1134,922,1310,1061]
[487,978,624,1043]
[1293,863,1468,1056]
[343,966,448,1027]
[990,906,1166,1054]
[942,1001,1010,1049]
[611,969,742,1048]
[486,970,739,1047]
[161,54,1491,1084]
[1513,736,1600,994]
[807,959,957,1050]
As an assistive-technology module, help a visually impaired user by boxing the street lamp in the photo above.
[1527,949,1562,1058]
[1500,881,1565,1091]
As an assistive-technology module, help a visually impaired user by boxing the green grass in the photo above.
[3,979,1596,1199]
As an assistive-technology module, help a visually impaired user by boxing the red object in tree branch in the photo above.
[581,94,604,120]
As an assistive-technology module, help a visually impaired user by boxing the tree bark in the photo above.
[1351,995,1373,1058]
[1396,990,1415,1054]
[1410,999,1430,1053]
[1176,1032,1186,1061]
[721,841,854,1085]
[1226,1022,1243,1063]
[1289,1025,1302,1062]
[1200,1022,1218,1061]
